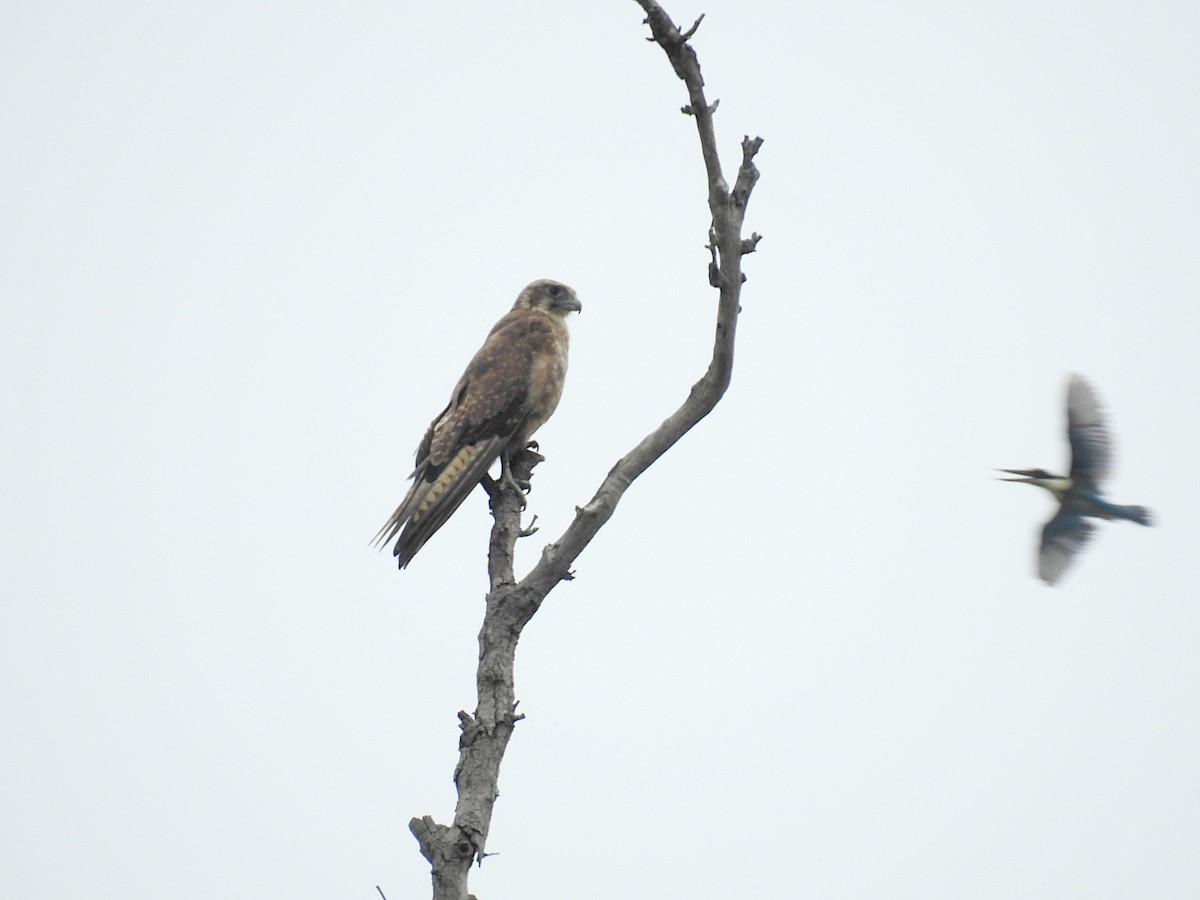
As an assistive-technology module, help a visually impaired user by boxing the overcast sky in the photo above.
[4,2,1199,898]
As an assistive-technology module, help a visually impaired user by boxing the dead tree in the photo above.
[406,4,763,898]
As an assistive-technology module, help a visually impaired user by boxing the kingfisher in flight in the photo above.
[999,374,1153,585]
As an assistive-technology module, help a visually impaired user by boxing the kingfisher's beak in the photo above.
[996,468,1038,483]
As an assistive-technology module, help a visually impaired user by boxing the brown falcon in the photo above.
[374,279,582,568]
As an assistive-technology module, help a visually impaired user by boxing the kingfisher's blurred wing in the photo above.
[1065,375,1111,490]
[1038,501,1096,585]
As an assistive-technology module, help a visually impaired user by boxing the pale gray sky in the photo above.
[3,2,1199,898]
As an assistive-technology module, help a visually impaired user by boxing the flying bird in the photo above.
[999,374,1152,585]
[374,279,582,569]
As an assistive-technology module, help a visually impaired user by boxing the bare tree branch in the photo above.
[521,1,763,597]
[408,4,763,897]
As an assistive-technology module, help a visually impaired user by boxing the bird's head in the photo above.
[515,279,583,317]
[996,468,1072,499]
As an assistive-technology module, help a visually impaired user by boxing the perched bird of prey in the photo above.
[1000,374,1152,585]
[375,279,582,569]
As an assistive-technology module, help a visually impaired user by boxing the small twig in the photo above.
[706,229,720,286]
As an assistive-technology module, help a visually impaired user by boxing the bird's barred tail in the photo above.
[373,435,507,568]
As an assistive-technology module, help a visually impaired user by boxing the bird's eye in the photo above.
[546,284,563,298]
